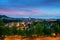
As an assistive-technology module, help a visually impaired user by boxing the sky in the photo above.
[0,0,60,19]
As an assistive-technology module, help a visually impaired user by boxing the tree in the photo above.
[0,20,5,26]
[50,23,60,36]
[35,22,44,36]
[43,26,51,36]
[0,20,6,40]
[0,27,4,40]
[25,28,33,37]
[42,20,52,36]
[0,26,12,40]
[11,26,18,35]
[17,28,25,36]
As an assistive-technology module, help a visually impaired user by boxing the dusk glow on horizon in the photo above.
[0,0,60,19]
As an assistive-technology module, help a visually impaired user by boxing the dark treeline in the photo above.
[0,19,60,40]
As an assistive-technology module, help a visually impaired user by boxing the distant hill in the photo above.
[0,15,9,18]
[0,15,21,23]
[0,15,36,23]
[0,15,58,23]
[0,15,35,20]
[0,15,37,23]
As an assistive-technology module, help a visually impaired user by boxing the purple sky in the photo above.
[0,0,60,19]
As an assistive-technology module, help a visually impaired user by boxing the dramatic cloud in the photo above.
[0,0,60,18]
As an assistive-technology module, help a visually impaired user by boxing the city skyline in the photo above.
[0,0,60,19]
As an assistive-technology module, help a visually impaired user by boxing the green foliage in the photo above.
[2,27,11,36]
[0,20,60,37]
[11,26,18,35]
[0,27,3,37]
[25,28,33,37]
[35,22,44,36]
[0,20,5,26]
[51,23,60,34]
[43,26,51,36]
[17,29,25,36]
